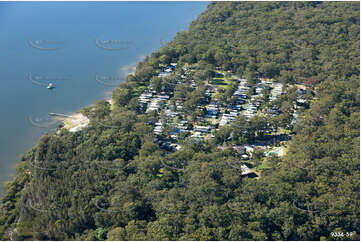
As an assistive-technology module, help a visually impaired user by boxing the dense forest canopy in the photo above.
[0,1,359,241]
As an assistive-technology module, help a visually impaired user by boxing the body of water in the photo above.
[0,1,208,195]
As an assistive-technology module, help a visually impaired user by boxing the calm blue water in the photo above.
[0,1,208,195]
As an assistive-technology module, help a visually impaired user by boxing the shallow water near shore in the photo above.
[0,1,208,195]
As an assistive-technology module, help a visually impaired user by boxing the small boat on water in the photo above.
[47,83,55,89]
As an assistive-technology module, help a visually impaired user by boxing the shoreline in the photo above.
[0,76,121,198]
[60,58,136,133]
[0,3,209,203]
[61,98,115,133]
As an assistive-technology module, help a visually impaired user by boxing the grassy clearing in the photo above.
[210,78,227,86]
[110,103,115,111]
[63,118,76,129]
[280,127,292,135]
[255,158,272,172]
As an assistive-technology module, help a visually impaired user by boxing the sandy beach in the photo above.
[63,113,90,132]
[107,98,115,105]
[62,98,114,132]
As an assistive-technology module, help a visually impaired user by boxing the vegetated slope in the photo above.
[0,2,359,240]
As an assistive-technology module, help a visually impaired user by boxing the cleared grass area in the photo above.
[280,127,292,135]
[255,158,273,172]
[110,103,115,111]
[210,78,227,86]
[63,119,76,130]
